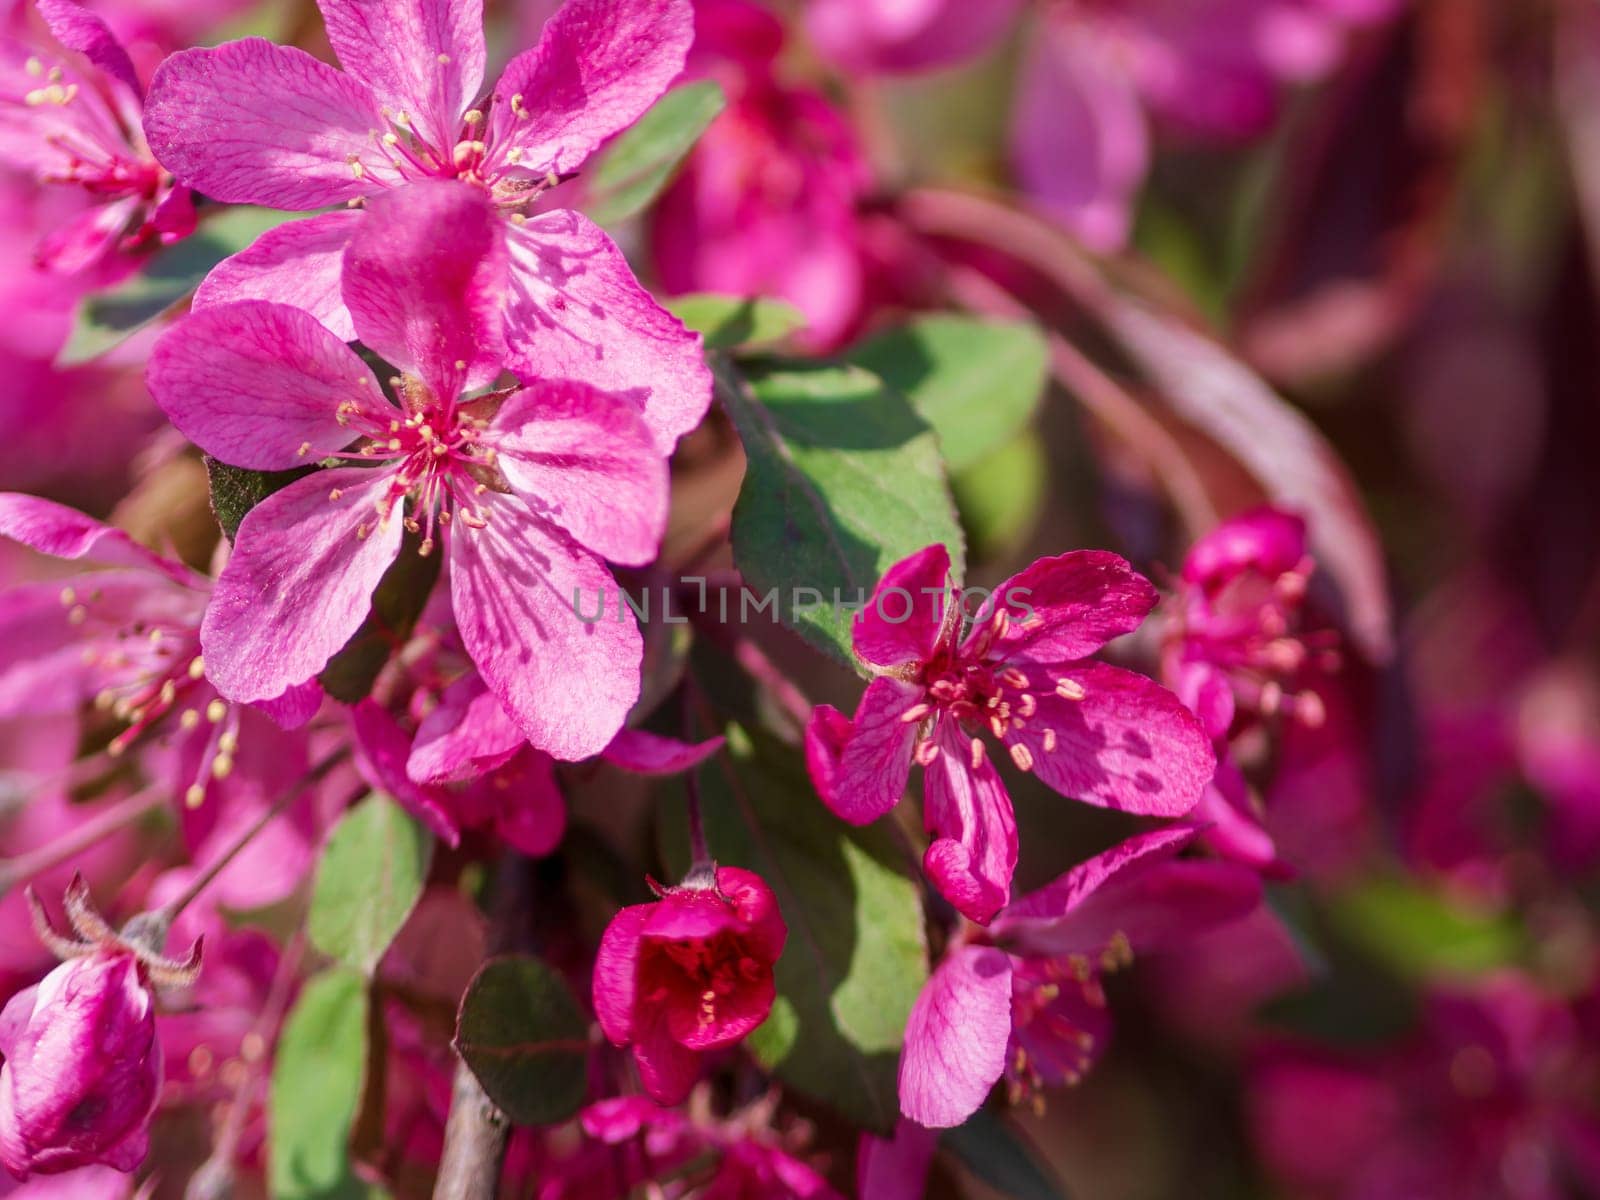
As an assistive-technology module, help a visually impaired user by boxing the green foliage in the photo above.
[667,293,809,350]
[848,315,1048,472]
[951,429,1049,561]
[454,955,590,1126]
[308,794,433,976]
[1325,875,1525,982]
[586,81,726,225]
[664,724,928,1133]
[59,207,302,365]
[718,359,965,667]
[269,968,377,1200]
[204,457,314,544]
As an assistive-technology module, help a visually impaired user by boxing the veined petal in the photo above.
[826,676,923,825]
[319,0,484,154]
[408,671,524,783]
[977,550,1158,666]
[201,466,405,702]
[998,826,1199,927]
[487,380,667,566]
[342,181,506,396]
[898,945,1014,1129]
[593,903,649,1045]
[853,543,951,670]
[485,0,692,179]
[193,211,360,342]
[37,0,141,100]
[923,720,1018,924]
[144,40,400,210]
[0,493,199,586]
[1005,661,1215,818]
[504,208,711,453]
[600,729,723,776]
[448,491,640,761]
[148,301,383,470]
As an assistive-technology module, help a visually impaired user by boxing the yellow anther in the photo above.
[1009,742,1035,772]
[437,52,451,63]
[59,586,76,606]
[347,156,366,179]
[206,699,227,723]
[297,441,311,456]
[211,753,234,780]
[68,605,87,625]
[1056,677,1087,701]
[463,109,483,125]
[329,488,344,501]
[188,656,206,679]
[185,784,206,808]
[24,57,43,76]
[218,730,239,755]
[158,680,177,706]
[180,709,201,731]
[969,738,986,771]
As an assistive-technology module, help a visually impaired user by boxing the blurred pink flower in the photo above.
[898,827,1259,1128]
[0,0,192,274]
[0,949,160,1178]
[143,0,710,448]
[148,183,664,760]
[806,0,1024,74]
[594,867,786,1105]
[650,0,875,350]
[806,543,1214,924]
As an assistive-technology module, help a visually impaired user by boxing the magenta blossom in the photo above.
[0,0,192,274]
[805,543,1215,924]
[142,0,709,452]
[898,827,1260,1129]
[147,182,665,760]
[0,949,160,1178]
[594,867,787,1105]
[806,0,1024,74]
[649,0,875,350]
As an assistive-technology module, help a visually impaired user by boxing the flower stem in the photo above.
[150,747,349,931]
[0,783,165,895]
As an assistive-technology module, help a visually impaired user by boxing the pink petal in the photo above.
[898,945,1014,1129]
[857,1120,939,1200]
[149,301,381,471]
[1011,19,1149,252]
[979,550,1158,666]
[922,720,1018,924]
[808,0,1022,73]
[504,208,711,453]
[484,0,693,179]
[37,0,141,100]
[0,493,197,586]
[320,0,484,154]
[853,543,950,670]
[342,181,506,394]
[192,211,360,342]
[632,1021,703,1105]
[600,729,724,776]
[350,699,462,844]
[486,380,667,566]
[803,703,853,811]
[1004,662,1215,817]
[447,491,640,761]
[33,198,133,276]
[144,39,399,210]
[827,677,923,825]
[593,902,649,1045]
[408,672,525,783]
[201,466,405,703]
[999,831,1261,960]
[254,679,325,730]
[488,750,566,857]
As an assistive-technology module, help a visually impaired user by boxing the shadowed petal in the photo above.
[978,550,1158,666]
[0,493,199,586]
[593,903,649,1046]
[408,671,524,783]
[149,301,382,471]
[601,729,724,776]
[504,208,711,452]
[37,0,141,100]
[201,466,404,702]
[899,945,1014,1128]
[853,543,950,670]
[923,720,1017,924]
[824,676,922,825]
[144,39,399,209]
[193,211,361,342]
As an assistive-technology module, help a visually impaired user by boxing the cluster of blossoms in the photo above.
[2,0,1597,1197]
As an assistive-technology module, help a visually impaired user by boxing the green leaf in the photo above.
[943,1109,1071,1200]
[269,968,375,1200]
[586,81,726,225]
[664,724,928,1132]
[848,315,1048,472]
[718,359,965,668]
[666,293,808,350]
[454,955,590,1126]
[308,794,433,976]
[204,456,314,543]
[58,207,303,365]
[319,531,442,703]
[951,429,1048,562]
[1324,875,1525,982]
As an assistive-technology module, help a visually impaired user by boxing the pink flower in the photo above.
[0,0,193,274]
[142,0,710,451]
[805,0,1024,74]
[805,543,1215,924]
[0,950,160,1178]
[593,867,786,1105]
[1011,0,1397,250]
[147,182,664,760]
[649,0,875,350]
[898,827,1259,1128]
